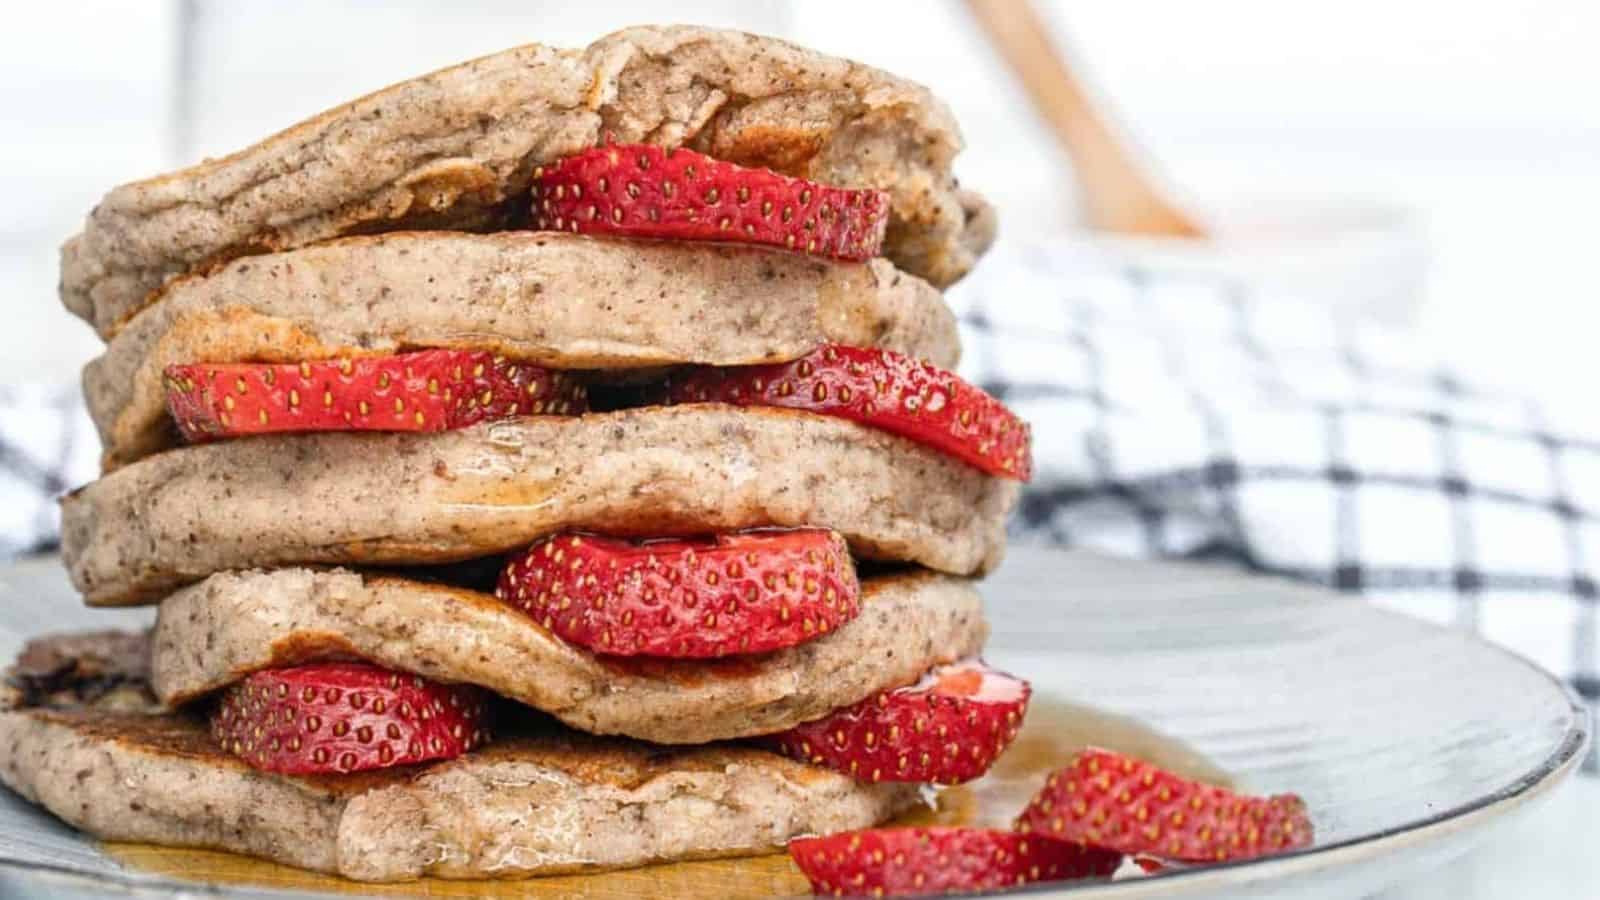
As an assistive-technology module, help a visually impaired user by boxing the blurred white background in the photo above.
[4,0,1599,395]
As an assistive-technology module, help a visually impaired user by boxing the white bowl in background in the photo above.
[1053,194,1428,326]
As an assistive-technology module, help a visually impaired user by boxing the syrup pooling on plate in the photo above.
[102,696,1232,897]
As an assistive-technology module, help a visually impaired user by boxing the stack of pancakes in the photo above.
[0,26,1033,882]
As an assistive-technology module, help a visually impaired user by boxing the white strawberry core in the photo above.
[912,658,1029,705]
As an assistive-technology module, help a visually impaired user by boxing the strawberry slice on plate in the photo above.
[165,349,586,442]
[789,827,1120,897]
[496,529,860,658]
[664,344,1032,480]
[1015,747,1313,863]
[211,662,490,775]
[531,143,889,261]
[768,658,1030,784]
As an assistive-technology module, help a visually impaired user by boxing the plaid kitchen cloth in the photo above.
[0,383,97,558]
[950,239,1600,727]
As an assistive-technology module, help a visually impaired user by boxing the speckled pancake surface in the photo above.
[0,708,919,882]
[151,567,987,744]
[61,25,994,336]
[86,232,959,468]
[63,405,1020,606]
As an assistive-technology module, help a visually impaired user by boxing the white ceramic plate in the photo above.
[0,546,1585,899]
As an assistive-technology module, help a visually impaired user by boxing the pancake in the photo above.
[85,231,958,469]
[0,708,919,882]
[60,25,995,337]
[63,405,1019,606]
[150,567,986,744]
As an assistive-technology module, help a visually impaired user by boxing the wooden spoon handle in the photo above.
[964,0,1203,237]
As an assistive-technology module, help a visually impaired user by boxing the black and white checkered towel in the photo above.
[2,240,1595,725]
[952,239,1598,710]
[0,384,97,558]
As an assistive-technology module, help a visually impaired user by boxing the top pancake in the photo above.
[60,25,996,337]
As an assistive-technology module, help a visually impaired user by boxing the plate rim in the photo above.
[1006,590,1593,897]
[0,552,1588,898]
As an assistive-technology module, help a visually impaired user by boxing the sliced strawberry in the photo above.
[1015,748,1313,863]
[768,659,1030,785]
[531,143,889,261]
[164,349,586,442]
[663,345,1032,480]
[495,529,859,658]
[789,827,1120,897]
[211,662,490,775]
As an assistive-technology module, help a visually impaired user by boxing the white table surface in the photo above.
[1375,776,1598,898]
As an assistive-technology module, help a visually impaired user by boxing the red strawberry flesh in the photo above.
[664,344,1032,480]
[1133,855,1172,874]
[165,349,587,442]
[211,662,490,775]
[1015,747,1313,863]
[532,143,889,261]
[768,658,1030,785]
[496,529,860,658]
[789,827,1120,897]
